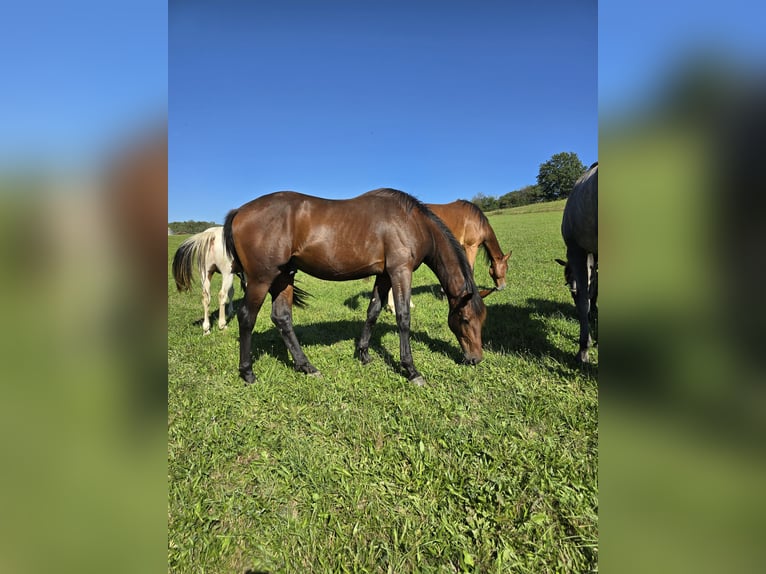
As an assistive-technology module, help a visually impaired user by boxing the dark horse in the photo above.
[223,188,488,386]
[556,162,598,363]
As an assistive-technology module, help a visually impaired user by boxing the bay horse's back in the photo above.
[225,190,425,282]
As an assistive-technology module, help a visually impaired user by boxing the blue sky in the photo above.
[169,1,597,223]
[0,0,167,170]
[599,0,766,117]
[3,2,764,224]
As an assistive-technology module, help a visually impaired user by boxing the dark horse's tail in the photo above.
[223,207,311,309]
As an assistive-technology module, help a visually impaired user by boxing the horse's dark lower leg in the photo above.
[357,276,389,364]
[588,260,598,345]
[390,276,423,384]
[237,284,268,384]
[569,248,592,363]
[271,283,319,375]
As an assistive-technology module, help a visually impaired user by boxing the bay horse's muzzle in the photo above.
[462,353,482,366]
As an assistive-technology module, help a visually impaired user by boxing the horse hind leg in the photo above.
[201,271,213,334]
[270,278,320,376]
[358,275,391,364]
[569,248,592,363]
[237,281,269,384]
[218,271,235,330]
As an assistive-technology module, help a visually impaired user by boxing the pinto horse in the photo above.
[556,162,598,363]
[385,199,511,311]
[224,188,488,386]
[172,226,241,334]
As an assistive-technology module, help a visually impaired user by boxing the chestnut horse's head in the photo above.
[448,290,487,365]
[488,251,512,291]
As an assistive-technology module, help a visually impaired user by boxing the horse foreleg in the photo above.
[588,255,598,344]
[465,244,478,270]
[390,273,424,385]
[386,286,413,312]
[219,271,235,330]
[569,248,592,363]
[357,275,390,364]
[237,282,268,384]
[201,271,213,334]
[270,281,319,376]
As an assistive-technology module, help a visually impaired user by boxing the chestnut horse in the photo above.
[556,162,598,363]
[224,188,487,386]
[172,226,241,334]
[386,199,511,311]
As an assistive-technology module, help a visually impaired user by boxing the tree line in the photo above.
[168,220,219,235]
[468,152,588,212]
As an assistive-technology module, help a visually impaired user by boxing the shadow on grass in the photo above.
[342,285,444,311]
[225,294,597,379]
[484,297,598,378]
[191,310,235,329]
[248,316,463,375]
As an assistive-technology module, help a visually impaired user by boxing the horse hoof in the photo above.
[240,372,256,385]
[409,375,426,387]
[308,371,323,379]
[203,329,211,336]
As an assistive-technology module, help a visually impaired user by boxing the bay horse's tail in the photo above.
[171,228,217,292]
[223,209,242,272]
[223,207,311,309]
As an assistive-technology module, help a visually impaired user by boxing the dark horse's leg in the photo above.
[357,274,391,365]
[588,254,598,345]
[569,247,592,363]
[270,275,320,376]
[390,270,424,385]
[237,281,270,384]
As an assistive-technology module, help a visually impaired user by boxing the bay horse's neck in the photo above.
[424,217,475,299]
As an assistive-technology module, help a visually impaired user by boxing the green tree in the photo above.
[498,184,541,208]
[536,152,587,201]
[469,192,499,212]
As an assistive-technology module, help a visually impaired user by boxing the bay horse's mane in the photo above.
[364,188,483,312]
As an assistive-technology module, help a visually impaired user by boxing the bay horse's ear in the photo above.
[479,288,495,298]
[503,252,512,262]
[555,258,567,266]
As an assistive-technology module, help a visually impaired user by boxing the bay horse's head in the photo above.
[447,290,487,365]
[488,251,512,291]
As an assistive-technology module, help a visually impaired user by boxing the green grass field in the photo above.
[168,204,597,573]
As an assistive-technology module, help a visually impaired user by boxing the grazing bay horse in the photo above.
[386,199,511,311]
[172,226,241,334]
[224,188,487,386]
[556,162,598,363]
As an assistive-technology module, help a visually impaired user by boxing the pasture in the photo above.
[168,200,597,573]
